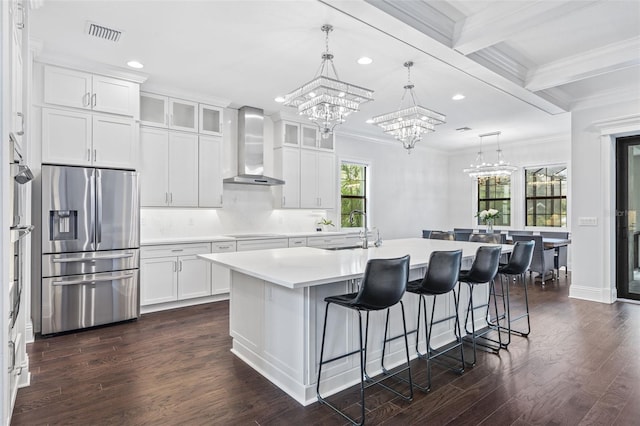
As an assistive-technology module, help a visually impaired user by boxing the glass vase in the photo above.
[486,219,494,233]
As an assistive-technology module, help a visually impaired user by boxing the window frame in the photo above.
[340,160,369,229]
[476,176,512,227]
[524,164,568,228]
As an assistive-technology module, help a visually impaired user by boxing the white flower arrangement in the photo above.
[476,208,500,223]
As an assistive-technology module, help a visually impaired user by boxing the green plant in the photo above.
[317,218,335,227]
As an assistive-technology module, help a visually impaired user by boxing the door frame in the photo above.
[616,135,640,300]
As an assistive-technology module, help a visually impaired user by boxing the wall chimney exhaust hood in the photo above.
[223,106,285,186]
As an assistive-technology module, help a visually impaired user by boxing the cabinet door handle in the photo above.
[87,149,91,161]
[91,93,97,108]
[16,112,24,136]
[170,193,173,203]
[15,3,24,29]
[220,195,223,205]
[83,92,91,107]
[94,149,97,162]
[282,196,286,206]
[179,260,183,271]
[173,261,177,272]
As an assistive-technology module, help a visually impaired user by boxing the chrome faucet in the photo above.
[349,209,368,249]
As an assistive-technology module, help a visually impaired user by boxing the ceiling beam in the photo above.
[453,0,598,55]
[525,37,640,92]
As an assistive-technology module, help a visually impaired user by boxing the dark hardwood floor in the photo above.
[12,273,640,425]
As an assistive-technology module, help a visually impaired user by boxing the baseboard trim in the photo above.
[569,285,615,304]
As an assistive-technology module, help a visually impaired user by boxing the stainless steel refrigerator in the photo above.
[41,165,140,334]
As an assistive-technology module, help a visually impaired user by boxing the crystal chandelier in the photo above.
[463,131,518,179]
[283,24,374,139]
[370,61,446,153]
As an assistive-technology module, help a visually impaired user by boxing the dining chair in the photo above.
[512,235,555,283]
[469,233,501,244]
[454,230,473,241]
[429,231,454,241]
[508,230,534,236]
[540,232,569,276]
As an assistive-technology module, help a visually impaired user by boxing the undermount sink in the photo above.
[321,245,363,251]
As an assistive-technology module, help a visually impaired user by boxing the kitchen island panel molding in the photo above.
[200,238,505,404]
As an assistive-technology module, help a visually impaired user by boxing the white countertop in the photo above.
[198,238,513,289]
[140,231,360,246]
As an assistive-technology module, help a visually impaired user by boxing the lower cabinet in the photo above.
[140,243,212,306]
[211,241,237,294]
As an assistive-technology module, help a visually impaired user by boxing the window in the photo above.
[525,165,567,227]
[477,177,511,226]
[340,162,367,227]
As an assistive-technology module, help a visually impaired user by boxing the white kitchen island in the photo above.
[199,238,512,405]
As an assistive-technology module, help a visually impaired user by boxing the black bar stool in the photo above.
[458,245,502,366]
[316,255,413,425]
[405,250,464,392]
[491,240,535,348]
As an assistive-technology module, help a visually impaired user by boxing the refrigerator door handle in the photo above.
[52,271,134,286]
[96,169,102,245]
[52,253,135,263]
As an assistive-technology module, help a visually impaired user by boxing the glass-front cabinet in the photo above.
[140,92,198,132]
[199,104,223,136]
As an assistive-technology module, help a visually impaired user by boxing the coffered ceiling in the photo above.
[29,0,640,151]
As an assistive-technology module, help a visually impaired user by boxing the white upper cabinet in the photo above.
[198,135,224,207]
[274,147,301,208]
[169,98,198,132]
[44,65,139,117]
[274,120,300,147]
[139,127,199,207]
[301,125,318,149]
[140,92,199,132]
[300,149,335,209]
[41,108,136,169]
[140,92,169,127]
[274,119,334,151]
[199,104,223,136]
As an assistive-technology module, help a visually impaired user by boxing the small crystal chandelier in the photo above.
[463,131,518,180]
[283,24,374,139]
[370,61,446,153]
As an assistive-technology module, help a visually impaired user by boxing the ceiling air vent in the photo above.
[85,21,122,42]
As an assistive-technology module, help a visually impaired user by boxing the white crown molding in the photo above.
[525,36,640,91]
[368,0,456,47]
[591,113,640,135]
[468,46,529,85]
[571,85,640,112]
[453,0,598,55]
[141,84,231,108]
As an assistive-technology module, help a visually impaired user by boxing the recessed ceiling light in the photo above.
[357,57,373,65]
[365,119,374,124]
[452,93,465,101]
[127,60,144,69]
[274,96,285,103]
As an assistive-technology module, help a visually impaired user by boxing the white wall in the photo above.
[336,133,451,239]
[446,133,571,230]
[570,100,640,303]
